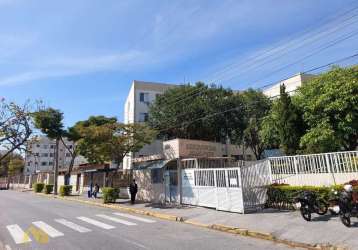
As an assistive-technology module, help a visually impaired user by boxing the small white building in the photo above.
[263,73,315,98]
[123,80,178,169]
[24,136,87,174]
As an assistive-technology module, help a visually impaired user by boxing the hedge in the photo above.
[44,184,54,194]
[33,183,45,193]
[266,182,358,210]
[59,185,72,196]
[102,187,118,204]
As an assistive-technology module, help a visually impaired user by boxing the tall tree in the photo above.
[241,89,271,159]
[296,66,358,152]
[276,85,306,155]
[33,108,65,195]
[76,118,156,186]
[148,82,246,143]
[0,99,33,161]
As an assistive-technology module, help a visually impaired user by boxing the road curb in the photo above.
[32,192,348,250]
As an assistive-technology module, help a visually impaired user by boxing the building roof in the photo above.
[132,80,179,92]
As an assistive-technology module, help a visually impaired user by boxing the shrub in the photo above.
[44,184,54,194]
[59,185,72,196]
[33,183,45,193]
[102,187,118,204]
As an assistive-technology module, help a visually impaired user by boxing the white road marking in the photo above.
[54,219,92,233]
[77,217,115,230]
[6,224,32,244]
[96,214,137,226]
[5,244,12,250]
[32,221,64,238]
[113,212,156,223]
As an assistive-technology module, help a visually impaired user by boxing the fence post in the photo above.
[293,156,299,175]
[325,153,336,185]
[267,159,273,184]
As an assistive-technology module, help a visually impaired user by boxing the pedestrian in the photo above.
[129,179,138,205]
[93,183,99,199]
[88,183,93,198]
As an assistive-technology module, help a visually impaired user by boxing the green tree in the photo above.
[76,117,156,178]
[241,89,271,159]
[276,85,306,155]
[296,66,358,152]
[148,82,246,143]
[0,153,24,177]
[33,108,65,195]
[259,102,280,150]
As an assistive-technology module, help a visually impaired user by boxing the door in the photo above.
[76,174,81,192]
[164,170,178,203]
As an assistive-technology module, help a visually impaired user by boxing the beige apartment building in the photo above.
[123,80,177,169]
[263,72,315,98]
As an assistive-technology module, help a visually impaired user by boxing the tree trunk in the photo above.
[54,138,59,195]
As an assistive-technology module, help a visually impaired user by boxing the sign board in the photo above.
[182,171,195,187]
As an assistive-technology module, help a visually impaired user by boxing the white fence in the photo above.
[269,151,358,186]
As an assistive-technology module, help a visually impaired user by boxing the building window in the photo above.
[36,144,40,148]
[68,145,73,149]
[139,113,149,122]
[65,153,71,157]
[139,92,149,103]
[41,153,48,157]
[27,162,31,166]
[50,145,55,149]
[34,153,39,157]
[41,162,47,166]
[49,162,53,166]
[151,169,162,184]
[43,145,48,149]
[49,153,54,157]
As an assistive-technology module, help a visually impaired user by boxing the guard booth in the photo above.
[132,138,265,213]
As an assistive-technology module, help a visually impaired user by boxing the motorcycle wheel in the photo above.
[316,200,328,215]
[300,206,311,221]
[340,213,351,227]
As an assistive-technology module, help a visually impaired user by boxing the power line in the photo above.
[155,53,358,133]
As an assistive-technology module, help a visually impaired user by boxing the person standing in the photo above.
[93,183,100,199]
[129,179,138,205]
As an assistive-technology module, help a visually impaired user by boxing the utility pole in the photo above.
[54,138,59,195]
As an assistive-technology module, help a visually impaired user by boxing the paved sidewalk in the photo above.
[65,195,355,249]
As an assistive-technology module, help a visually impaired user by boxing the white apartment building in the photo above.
[123,80,177,169]
[24,136,87,174]
[263,73,315,98]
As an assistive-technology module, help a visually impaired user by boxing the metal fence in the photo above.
[269,151,358,186]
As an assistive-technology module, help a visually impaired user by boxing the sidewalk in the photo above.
[60,195,354,250]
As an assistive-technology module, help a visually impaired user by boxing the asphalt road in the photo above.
[0,190,290,250]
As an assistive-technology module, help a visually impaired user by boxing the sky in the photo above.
[1,0,358,127]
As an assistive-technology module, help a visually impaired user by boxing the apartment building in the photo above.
[24,136,87,174]
[263,72,315,98]
[123,80,177,169]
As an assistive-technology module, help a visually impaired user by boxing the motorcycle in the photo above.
[296,190,328,221]
[338,184,358,227]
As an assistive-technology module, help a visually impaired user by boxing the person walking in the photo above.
[129,179,138,205]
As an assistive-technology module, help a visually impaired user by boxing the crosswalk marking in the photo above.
[6,224,32,244]
[77,217,115,230]
[113,212,156,223]
[32,221,64,238]
[96,214,137,226]
[54,219,92,233]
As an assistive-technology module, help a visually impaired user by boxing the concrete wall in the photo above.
[274,172,358,186]
[133,170,165,203]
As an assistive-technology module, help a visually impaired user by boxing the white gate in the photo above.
[181,168,244,213]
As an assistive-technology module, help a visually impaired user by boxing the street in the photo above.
[0,191,290,250]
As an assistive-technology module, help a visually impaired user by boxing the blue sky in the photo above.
[1,0,358,127]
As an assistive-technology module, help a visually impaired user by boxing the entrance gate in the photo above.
[164,170,179,203]
[181,168,244,213]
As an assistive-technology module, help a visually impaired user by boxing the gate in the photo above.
[182,167,244,213]
[164,170,179,203]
